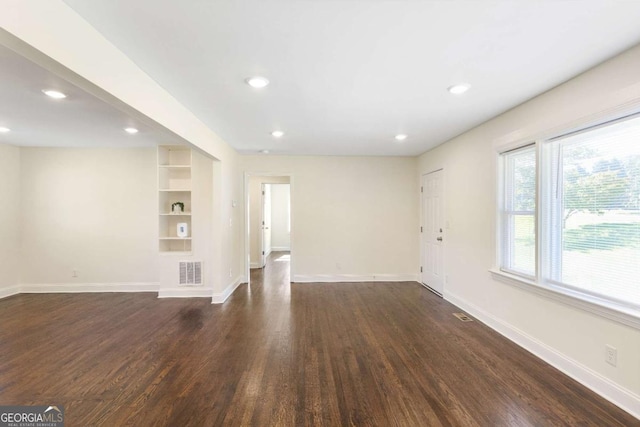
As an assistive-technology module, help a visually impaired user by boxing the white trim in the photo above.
[212,275,244,304]
[158,287,211,298]
[292,274,420,283]
[490,269,640,330]
[444,290,640,420]
[21,282,159,293]
[0,285,21,299]
[250,262,262,269]
[270,246,290,251]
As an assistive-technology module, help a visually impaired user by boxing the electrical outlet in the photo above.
[72,269,78,278]
[605,345,617,367]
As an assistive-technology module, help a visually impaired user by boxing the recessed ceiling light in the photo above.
[42,89,67,99]
[448,84,470,95]
[395,134,408,141]
[261,149,270,154]
[271,130,284,138]
[245,76,269,88]
[0,127,10,133]
[124,127,139,134]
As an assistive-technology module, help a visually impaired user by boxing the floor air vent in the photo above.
[179,261,202,285]
[453,312,473,322]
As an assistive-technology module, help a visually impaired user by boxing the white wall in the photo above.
[1,3,245,303]
[20,147,159,289]
[270,184,290,251]
[216,152,245,300]
[418,45,640,415]
[241,156,419,282]
[2,144,239,300]
[0,144,21,297]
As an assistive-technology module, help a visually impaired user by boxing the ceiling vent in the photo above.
[179,261,202,286]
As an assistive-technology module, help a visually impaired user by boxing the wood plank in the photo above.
[0,251,636,426]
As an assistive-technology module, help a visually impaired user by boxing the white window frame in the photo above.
[492,113,640,330]
[499,144,537,280]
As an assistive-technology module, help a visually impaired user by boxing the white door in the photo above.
[421,170,445,295]
[261,184,272,267]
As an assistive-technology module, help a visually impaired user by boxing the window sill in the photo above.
[489,268,640,330]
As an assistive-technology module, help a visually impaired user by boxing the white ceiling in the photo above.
[0,43,168,148]
[5,1,640,156]
[60,0,640,156]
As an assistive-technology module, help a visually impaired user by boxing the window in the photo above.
[499,114,640,316]
[501,145,536,277]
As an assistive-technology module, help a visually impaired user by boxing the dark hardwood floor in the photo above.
[0,251,637,426]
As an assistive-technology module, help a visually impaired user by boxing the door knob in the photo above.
[436,237,443,241]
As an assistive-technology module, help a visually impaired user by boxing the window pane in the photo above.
[513,214,536,273]
[502,146,536,276]
[555,116,640,307]
[513,152,536,212]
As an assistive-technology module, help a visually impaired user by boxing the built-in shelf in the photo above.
[158,145,192,253]
[159,239,191,252]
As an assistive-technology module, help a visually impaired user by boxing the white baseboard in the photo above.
[158,286,211,298]
[212,275,244,304]
[21,282,159,293]
[444,290,640,420]
[0,285,21,299]
[270,246,290,251]
[250,262,262,269]
[292,274,420,283]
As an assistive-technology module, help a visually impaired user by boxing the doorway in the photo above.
[421,169,445,296]
[245,175,292,284]
[259,183,291,267]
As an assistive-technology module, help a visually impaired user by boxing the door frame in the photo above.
[243,172,294,286]
[260,183,271,268]
[420,168,446,297]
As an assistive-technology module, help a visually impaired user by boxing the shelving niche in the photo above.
[158,145,192,253]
